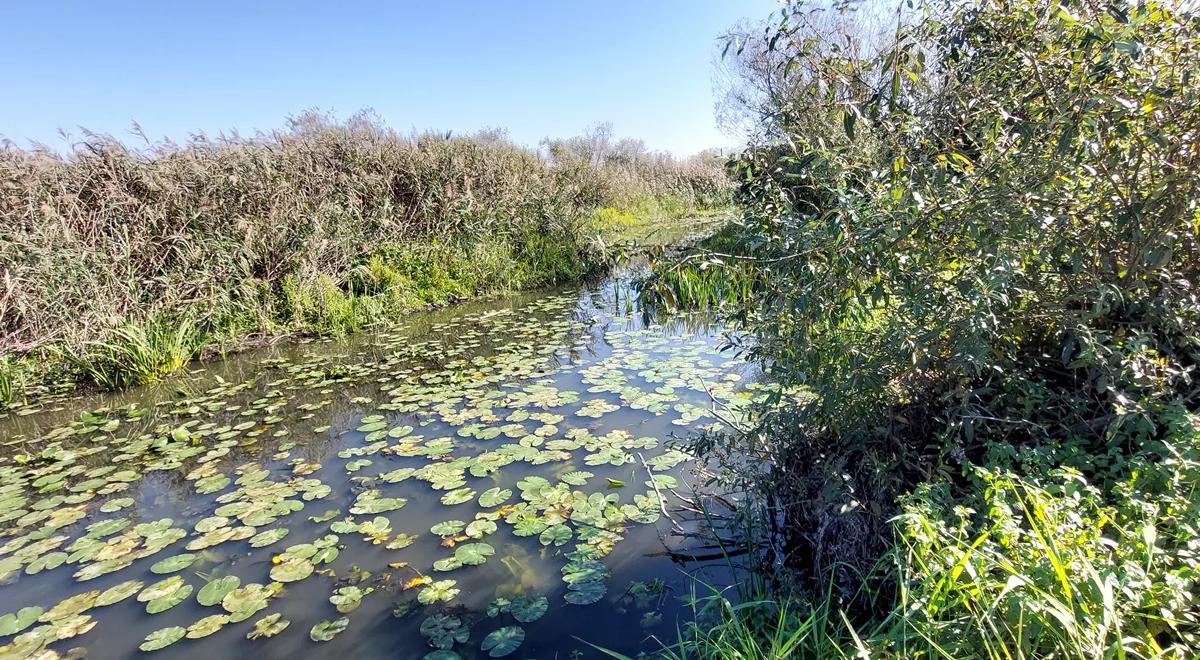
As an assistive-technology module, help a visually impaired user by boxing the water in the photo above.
[0,275,760,659]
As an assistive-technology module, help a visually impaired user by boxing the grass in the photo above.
[68,317,201,391]
[0,113,732,406]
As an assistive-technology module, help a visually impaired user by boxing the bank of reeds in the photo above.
[0,112,731,405]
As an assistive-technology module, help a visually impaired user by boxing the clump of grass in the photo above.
[70,317,200,390]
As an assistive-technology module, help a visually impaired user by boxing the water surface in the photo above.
[0,275,760,659]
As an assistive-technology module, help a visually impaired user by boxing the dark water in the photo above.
[0,275,755,659]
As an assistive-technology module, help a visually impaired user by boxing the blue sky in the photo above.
[0,1,779,156]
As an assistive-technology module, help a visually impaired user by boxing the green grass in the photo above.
[69,317,201,391]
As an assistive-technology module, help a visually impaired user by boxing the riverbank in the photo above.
[0,114,732,410]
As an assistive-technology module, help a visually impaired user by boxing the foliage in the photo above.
[645,0,1200,657]
[0,112,731,400]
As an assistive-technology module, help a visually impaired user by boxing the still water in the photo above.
[0,275,759,659]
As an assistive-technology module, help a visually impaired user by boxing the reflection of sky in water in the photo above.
[0,275,756,659]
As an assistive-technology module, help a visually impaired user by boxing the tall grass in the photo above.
[0,111,731,402]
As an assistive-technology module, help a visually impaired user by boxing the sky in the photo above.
[0,1,780,156]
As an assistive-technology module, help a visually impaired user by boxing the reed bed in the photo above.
[0,113,731,402]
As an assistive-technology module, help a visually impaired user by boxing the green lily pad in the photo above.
[140,625,186,651]
[420,613,469,650]
[248,527,289,548]
[430,520,466,536]
[0,606,43,636]
[418,579,459,604]
[197,575,241,606]
[440,488,476,506]
[465,519,497,538]
[222,583,272,620]
[147,583,193,613]
[310,616,349,642]
[150,553,197,574]
[96,579,143,607]
[186,613,230,638]
[454,542,495,566]
[270,557,314,582]
[509,595,548,623]
[481,625,525,657]
[138,576,186,602]
[330,586,371,613]
[478,488,512,507]
[539,525,572,546]
[247,612,290,639]
[564,579,606,605]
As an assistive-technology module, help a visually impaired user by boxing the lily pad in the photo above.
[150,553,197,574]
[247,612,290,639]
[418,579,460,604]
[140,625,186,651]
[430,520,466,536]
[454,542,495,566]
[270,557,314,582]
[509,595,549,623]
[186,613,230,639]
[0,606,43,636]
[197,575,241,606]
[420,613,469,650]
[310,616,349,642]
[478,488,512,507]
[147,583,193,613]
[481,626,525,657]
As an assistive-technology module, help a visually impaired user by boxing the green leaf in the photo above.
[310,616,349,642]
[139,626,186,651]
[197,575,241,607]
[481,625,525,657]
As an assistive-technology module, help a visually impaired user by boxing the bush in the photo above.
[645,0,1200,656]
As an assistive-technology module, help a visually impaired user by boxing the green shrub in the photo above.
[647,0,1200,656]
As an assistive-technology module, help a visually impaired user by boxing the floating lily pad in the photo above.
[140,625,186,651]
[270,557,313,582]
[247,612,290,639]
[0,606,43,636]
[481,626,525,657]
[454,542,495,566]
[420,613,469,650]
[330,586,371,613]
[186,613,230,639]
[310,616,349,642]
[465,519,497,538]
[477,488,512,507]
[248,528,289,548]
[96,579,143,607]
[440,488,475,506]
[147,583,193,614]
[418,579,459,604]
[509,595,548,623]
[197,575,241,606]
[430,520,466,536]
[150,553,197,574]
[222,583,272,620]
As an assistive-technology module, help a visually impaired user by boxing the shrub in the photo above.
[645,0,1200,656]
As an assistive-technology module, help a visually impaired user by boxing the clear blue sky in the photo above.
[0,1,779,156]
